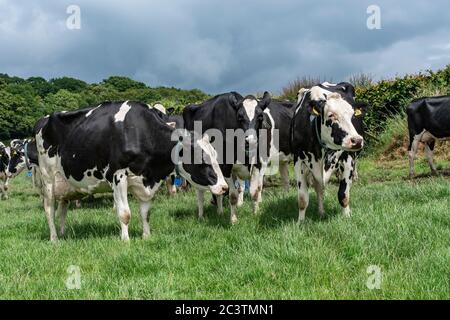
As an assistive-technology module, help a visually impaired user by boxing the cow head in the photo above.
[6,140,28,178]
[299,83,367,151]
[174,132,228,196]
[232,91,271,147]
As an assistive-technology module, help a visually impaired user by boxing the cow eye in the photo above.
[328,112,337,121]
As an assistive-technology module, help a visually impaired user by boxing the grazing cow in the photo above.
[291,82,368,223]
[0,142,11,199]
[407,95,450,177]
[183,92,271,223]
[36,101,228,241]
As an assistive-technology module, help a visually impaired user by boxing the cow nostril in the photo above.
[351,137,363,147]
[222,186,229,193]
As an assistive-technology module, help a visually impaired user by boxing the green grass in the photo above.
[0,157,449,299]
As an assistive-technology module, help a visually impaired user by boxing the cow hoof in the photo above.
[142,233,150,240]
[230,215,238,225]
[296,218,305,226]
[342,208,351,218]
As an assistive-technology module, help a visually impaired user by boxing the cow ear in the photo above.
[353,102,368,117]
[297,88,308,103]
[260,91,271,109]
[308,101,322,117]
[229,93,240,109]
[166,107,175,115]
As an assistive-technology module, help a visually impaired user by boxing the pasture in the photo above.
[0,157,449,299]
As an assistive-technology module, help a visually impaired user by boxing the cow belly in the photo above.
[420,130,450,142]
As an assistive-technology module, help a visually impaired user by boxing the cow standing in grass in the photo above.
[36,101,228,241]
[183,92,271,223]
[291,82,368,222]
[407,95,450,178]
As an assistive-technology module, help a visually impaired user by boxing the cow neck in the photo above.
[290,100,329,161]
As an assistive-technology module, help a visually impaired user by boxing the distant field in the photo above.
[0,157,449,299]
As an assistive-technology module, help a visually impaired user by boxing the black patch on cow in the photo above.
[93,170,103,180]
[338,180,347,207]
[331,123,347,146]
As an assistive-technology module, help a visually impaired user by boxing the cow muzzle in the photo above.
[348,136,364,150]
[210,183,228,196]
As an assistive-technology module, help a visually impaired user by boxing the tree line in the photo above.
[0,74,209,140]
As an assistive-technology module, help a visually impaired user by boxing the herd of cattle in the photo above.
[0,82,449,241]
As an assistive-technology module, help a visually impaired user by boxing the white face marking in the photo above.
[197,135,227,194]
[86,104,101,117]
[309,87,362,151]
[243,99,257,121]
[114,101,131,123]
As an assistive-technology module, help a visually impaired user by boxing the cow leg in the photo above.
[425,140,437,175]
[43,186,58,242]
[113,174,131,241]
[138,201,151,239]
[216,195,224,215]
[236,178,245,207]
[196,189,205,219]
[408,135,420,178]
[0,180,6,200]
[279,161,290,192]
[58,200,69,237]
[312,179,325,218]
[338,157,354,218]
[295,160,309,224]
[226,177,239,224]
[250,164,266,215]
[166,176,176,196]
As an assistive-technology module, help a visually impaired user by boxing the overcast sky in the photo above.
[0,0,449,94]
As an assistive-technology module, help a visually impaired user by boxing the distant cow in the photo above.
[0,142,10,199]
[183,92,271,223]
[36,101,227,241]
[6,139,29,179]
[291,82,368,223]
[407,95,450,177]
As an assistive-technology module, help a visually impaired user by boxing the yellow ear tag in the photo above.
[312,107,320,116]
[354,109,362,117]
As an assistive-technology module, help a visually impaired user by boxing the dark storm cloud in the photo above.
[0,0,449,94]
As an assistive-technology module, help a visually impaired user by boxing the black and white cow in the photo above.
[291,82,368,223]
[6,139,29,179]
[0,142,11,199]
[407,95,450,177]
[183,92,271,223]
[250,99,296,197]
[36,101,228,241]
[162,106,189,195]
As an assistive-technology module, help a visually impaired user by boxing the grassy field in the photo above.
[0,157,449,299]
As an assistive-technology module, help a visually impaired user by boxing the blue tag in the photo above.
[26,171,33,177]
[244,180,250,192]
[174,176,182,187]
